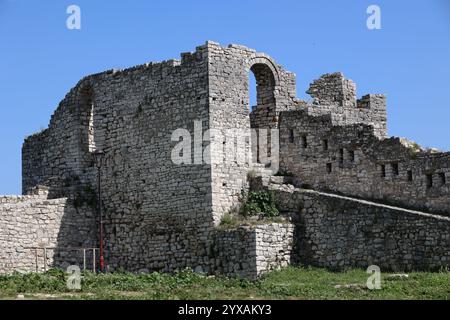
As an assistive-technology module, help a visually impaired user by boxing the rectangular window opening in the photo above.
[302,136,308,148]
[426,174,433,189]
[381,165,386,178]
[439,173,446,186]
[323,139,329,151]
[348,150,355,163]
[339,149,344,165]
[407,170,413,182]
[289,129,294,143]
[326,163,332,174]
[392,162,399,176]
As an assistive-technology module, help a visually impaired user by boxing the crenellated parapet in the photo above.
[304,72,387,138]
[279,109,450,215]
[306,72,357,107]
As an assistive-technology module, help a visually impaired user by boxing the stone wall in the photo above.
[305,73,387,138]
[272,184,450,271]
[16,41,450,278]
[207,42,298,223]
[279,109,450,215]
[22,43,216,273]
[21,41,301,272]
[0,190,95,274]
[213,223,294,280]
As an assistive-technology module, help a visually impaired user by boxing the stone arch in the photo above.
[247,56,280,112]
[247,56,280,165]
[247,55,280,86]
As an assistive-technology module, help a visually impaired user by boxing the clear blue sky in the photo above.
[1,0,449,195]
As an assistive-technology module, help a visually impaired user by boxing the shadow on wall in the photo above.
[0,186,97,274]
[51,199,98,272]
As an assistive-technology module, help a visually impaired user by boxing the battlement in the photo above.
[357,93,386,110]
[279,109,450,215]
[306,72,386,111]
[304,73,387,138]
[307,72,357,107]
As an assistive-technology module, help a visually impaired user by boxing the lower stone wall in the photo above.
[3,181,448,277]
[212,223,294,280]
[0,193,96,274]
[0,188,294,279]
[271,184,450,271]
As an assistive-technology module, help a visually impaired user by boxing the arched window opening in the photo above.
[248,62,276,165]
[88,101,95,153]
[249,72,257,112]
[79,86,96,153]
[249,63,276,113]
[79,85,105,165]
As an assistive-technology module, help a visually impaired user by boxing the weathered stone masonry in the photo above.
[22,45,213,273]
[278,73,450,215]
[0,41,449,277]
[0,187,96,274]
[272,184,450,271]
[213,224,294,279]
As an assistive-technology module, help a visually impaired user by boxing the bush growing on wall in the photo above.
[241,191,279,218]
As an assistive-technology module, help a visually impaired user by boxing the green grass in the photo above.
[0,267,449,300]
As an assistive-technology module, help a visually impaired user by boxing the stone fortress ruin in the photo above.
[1,41,449,279]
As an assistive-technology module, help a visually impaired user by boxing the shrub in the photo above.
[241,191,279,218]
